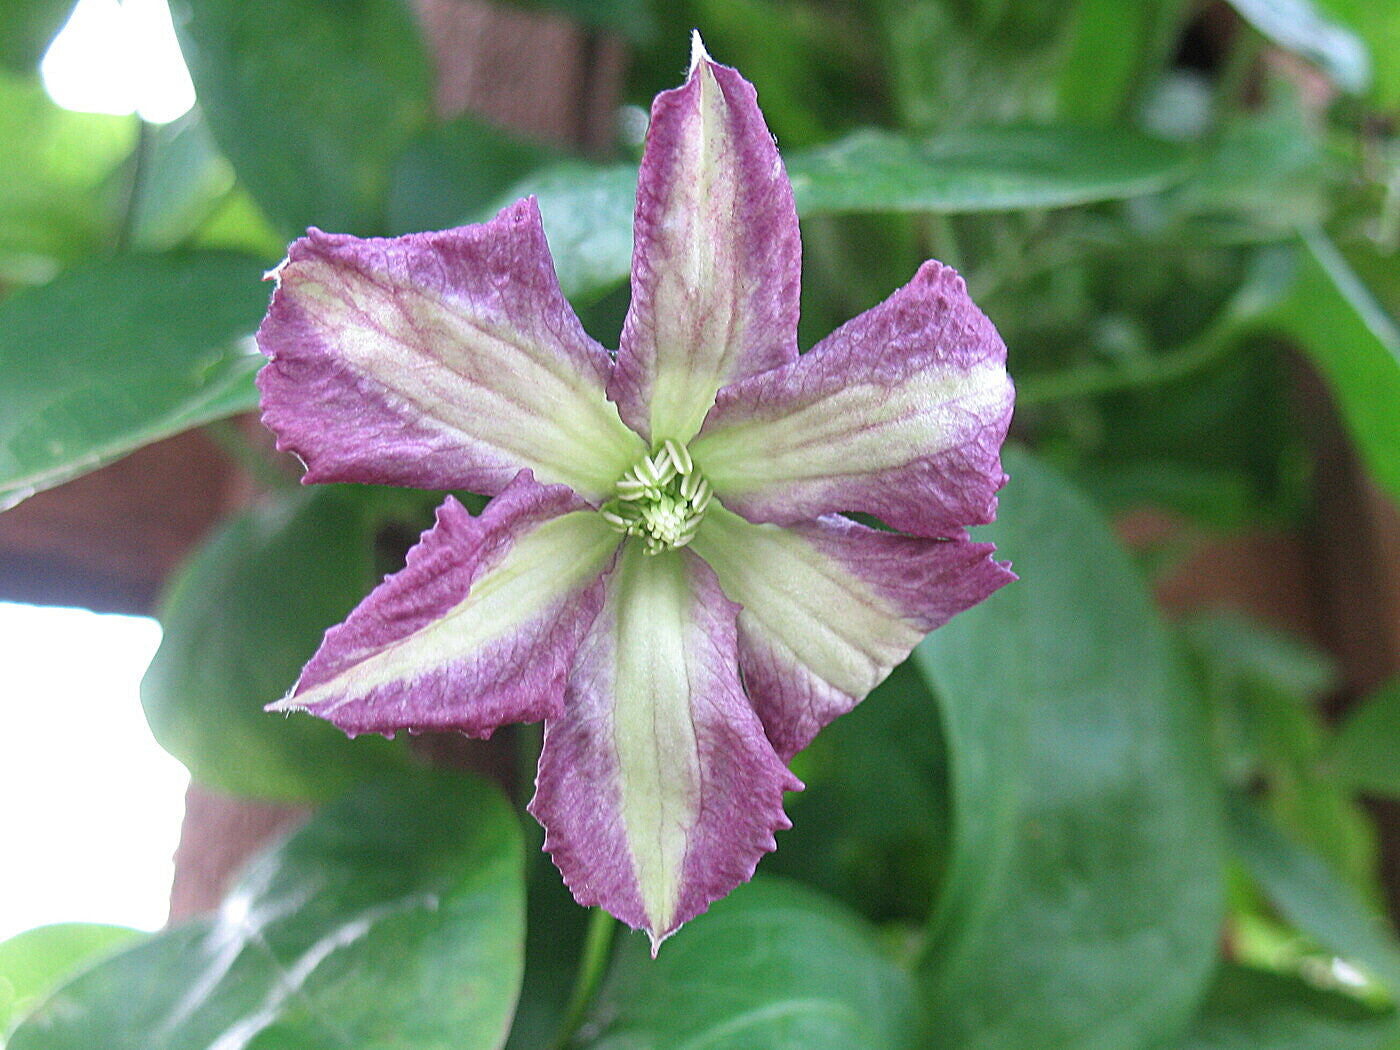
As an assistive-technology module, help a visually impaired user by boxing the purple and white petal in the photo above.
[690,261,1014,538]
[530,543,800,951]
[258,198,644,503]
[608,34,801,446]
[267,472,619,738]
[691,502,1013,760]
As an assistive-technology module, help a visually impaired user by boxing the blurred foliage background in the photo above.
[2,0,1400,1047]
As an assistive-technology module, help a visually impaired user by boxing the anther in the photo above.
[601,441,713,552]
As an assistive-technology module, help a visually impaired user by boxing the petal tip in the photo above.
[688,28,710,74]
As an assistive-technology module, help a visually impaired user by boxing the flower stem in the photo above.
[551,907,617,1050]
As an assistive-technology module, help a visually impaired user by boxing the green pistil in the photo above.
[601,439,712,555]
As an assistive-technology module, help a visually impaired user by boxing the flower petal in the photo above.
[530,542,799,951]
[268,471,619,737]
[257,197,644,502]
[690,260,1014,537]
[691,502,1014,760]
[608,35,801,445]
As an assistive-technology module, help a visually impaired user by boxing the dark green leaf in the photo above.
[502,829,594,1050]
[10,774,526,1050]
[583,879,919,1050]
[787,126,1192,215]
[174,0,430,234]
[1228,797,1400,994]
[0,252,267,509]
[141,485,426,801]
[1325,678,1400,797]
[1226,0,1371,94]
[0,924,142,1034]
[0,72,133,284]
[916,447,1224,1050]
[766,662,949,925]
[1270,230,1400,507]
[1174,964,1395,1049]
[389,114,555,236]
[0,0,73,71]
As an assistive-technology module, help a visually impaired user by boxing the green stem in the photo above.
[1017,323,1241,407]
[202,419,297,491]
[551,908,617,1050]
[115,119,154,253]
[923,213,965,273]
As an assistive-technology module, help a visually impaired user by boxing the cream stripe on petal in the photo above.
[695,360,1010,494]
[530,542,796,949]
[692,503,920,701]
[279,510,618,714]
[688,260,1013,537]
[258,201,645,502]
[609,544,702,930]
[608,42,801,445]
[290,261,641,499]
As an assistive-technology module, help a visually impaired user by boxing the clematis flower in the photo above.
[255,34,1015,950]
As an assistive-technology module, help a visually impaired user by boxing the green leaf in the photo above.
[1158,98,1327,245]
[1226,0,1371,94]
[175,0,430,234]
[1174,964,1395,1049]
[787,126,1192,215]
[127,109,236,251]
[0,251,268,509]
[766,662,949,925]
[1270,230,1400,507]
[0,924,142,1034]
[484,162,637,304]
[916,446,1224,1050]
[1228,797,1400,994]
[497,127,1192,305]
[1054,0,1166,123]
[141,485,425,801]
[0,0,73,71]
[502,834,594,1050]
[0,72,134,284]
[9,774,526,1050]
[582,879,919,1050]
[1182,613,1377,892]
[390,114,555,236]
[1325,677,1400,797]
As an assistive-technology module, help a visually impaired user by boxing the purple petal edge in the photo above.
[274,471,613,738]
[609,43,801,444]
[530,546,800,950]
[257,198,633,500]
[743,517,1014,760]
[695,260,1015,538]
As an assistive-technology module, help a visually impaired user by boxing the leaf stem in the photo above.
[551,907,617,1050]
[202,418,297,491]
[115,119,154,253]
[1017,322,1241,406]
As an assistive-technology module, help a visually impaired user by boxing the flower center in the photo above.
[600,439,712,555]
